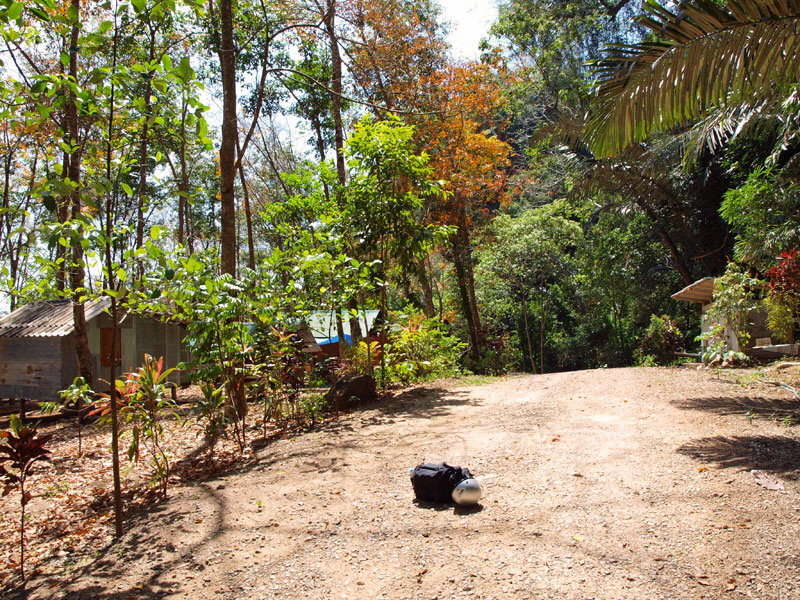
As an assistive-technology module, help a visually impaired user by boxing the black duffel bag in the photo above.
[410,463,472,503]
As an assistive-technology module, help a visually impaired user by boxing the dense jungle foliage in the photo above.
[1,0,798,378]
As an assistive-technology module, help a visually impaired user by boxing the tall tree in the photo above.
[216,0,238,275]
[476,202,582,373]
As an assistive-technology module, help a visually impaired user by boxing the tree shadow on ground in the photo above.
[2,385,480,599]
[672,395,800,424]
[315,385,479,435]
[677,435,800,479]
[376,385,479,418]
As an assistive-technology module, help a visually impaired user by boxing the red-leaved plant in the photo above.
[0,415,52,581]
[93,355,177,498]
[765,249,800,333]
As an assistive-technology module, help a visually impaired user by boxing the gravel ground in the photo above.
[6,366,800,599]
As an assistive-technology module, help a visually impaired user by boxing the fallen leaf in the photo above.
[698,467,708,473]
[572,535,584,542]
[751,470,785,490]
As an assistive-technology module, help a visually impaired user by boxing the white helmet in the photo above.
[451,478,482,506]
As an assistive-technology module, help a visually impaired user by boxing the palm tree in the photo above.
[586,0,800,157]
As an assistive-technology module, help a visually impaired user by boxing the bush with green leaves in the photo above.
[384,313,466,383]
[40,376,95,457]
[697,324,749,367]
[635,314,682,366]
[706,263,763,350]
[764,249,800,342]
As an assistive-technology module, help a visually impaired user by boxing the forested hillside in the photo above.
[1,0,798,375]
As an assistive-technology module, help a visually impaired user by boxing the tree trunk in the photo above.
[135,26,156,278]
[347,296,363,345]
[417,257,436,318]
[104,13,125,537]
[453,243,480,361]
[636,200,694,285]
[465,243,482,336]
[657,227,693,285]
[178,98,190,250]
[66,0,93,385]
[453,218,482,361]
[56,152,69,292]
[322,0,346,187]
[521,295,535,373]
[236,138,256,270]
[218,0,238,276]
[540,292,550,375]
[312,117,331,201]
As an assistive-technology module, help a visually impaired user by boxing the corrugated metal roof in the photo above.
[305,310,381,345]
[671,277,715,304]
[0,298,110,338]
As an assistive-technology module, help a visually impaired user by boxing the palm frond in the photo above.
[530,118,595,160]
[586,0,800,157]
[570,155,680,211]
[680,101,779,167]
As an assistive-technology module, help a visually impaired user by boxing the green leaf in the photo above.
[28,6,50,21]
[121,183,133,196]
[88,68,108,85]
[7,2,24,20]
[176,57,193,79]
[184,256,203,274]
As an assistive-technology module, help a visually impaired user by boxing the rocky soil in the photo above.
[4,366,800,599]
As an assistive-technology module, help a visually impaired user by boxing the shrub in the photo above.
[635,314,682,365]
[466,332,519,376]
[384,313,466,383]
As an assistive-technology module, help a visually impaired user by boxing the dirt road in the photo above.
[17,367,800,599]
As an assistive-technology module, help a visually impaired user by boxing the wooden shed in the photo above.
[0,298,189,403]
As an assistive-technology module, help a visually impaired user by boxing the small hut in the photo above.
[672,277,771,353]
[0,298,189,403]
